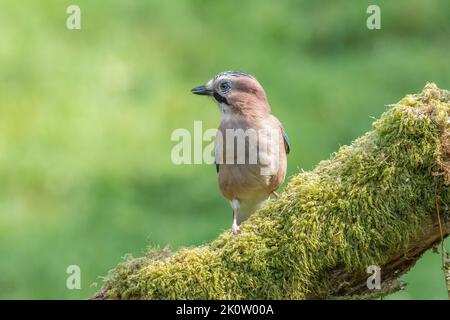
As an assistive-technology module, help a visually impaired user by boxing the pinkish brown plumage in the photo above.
[192,71,290,235]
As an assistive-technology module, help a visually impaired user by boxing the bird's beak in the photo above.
[191,85,212,96]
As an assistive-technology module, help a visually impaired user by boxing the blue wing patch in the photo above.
[282,130,291,155]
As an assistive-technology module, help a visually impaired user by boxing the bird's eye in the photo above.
[219,81,231,93]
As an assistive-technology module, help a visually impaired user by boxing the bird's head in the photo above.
[191,71,270,118]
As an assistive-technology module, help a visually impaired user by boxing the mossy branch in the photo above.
[94,84,450,300]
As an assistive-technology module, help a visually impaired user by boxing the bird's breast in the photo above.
[215,115,287,201]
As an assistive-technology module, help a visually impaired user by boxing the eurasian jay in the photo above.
[192,71,290,235]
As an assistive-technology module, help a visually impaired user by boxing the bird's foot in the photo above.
[271,190,281,198]
[231,223,241,235]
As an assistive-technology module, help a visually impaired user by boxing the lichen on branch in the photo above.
[94,83,449,300]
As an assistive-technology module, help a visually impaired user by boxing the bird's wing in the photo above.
[214,142,219,173]
[215,161,219,173]
[270,114,291,155]
[281,125,291,155]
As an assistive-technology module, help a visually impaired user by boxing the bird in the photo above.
[191,71,290,235]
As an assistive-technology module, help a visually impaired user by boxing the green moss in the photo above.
[100,83,449,299]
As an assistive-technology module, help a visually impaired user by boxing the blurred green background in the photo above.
[0,0,449,299]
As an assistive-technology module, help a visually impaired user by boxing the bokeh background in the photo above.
[0,0,449,299]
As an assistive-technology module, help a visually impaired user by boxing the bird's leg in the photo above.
[230,199,240,235]
[271,190,280,198]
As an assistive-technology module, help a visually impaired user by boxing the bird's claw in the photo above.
[231,224,241,235]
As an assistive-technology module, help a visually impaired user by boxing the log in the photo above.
[93,83,449,300]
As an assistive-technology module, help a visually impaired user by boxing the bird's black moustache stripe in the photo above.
[214,92,229,105]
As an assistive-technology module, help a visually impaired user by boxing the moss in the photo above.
[100,83,449,299]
